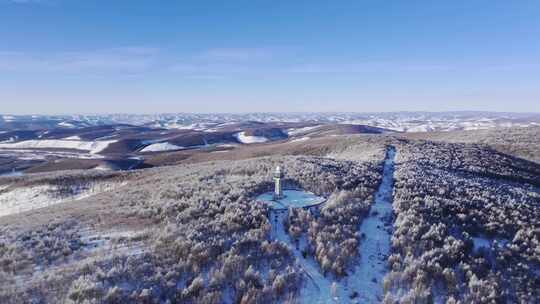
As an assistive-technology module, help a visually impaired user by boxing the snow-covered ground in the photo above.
[0,139,116,154]
[234,132,268,144]
[0,149,105,160]
[343,147,396,303]
[140,142,184,152]
[162,122,217,131]
[64,135,82,140]
[79,229,148,257]
[4,228,148,291]
[286,126,321,136]
[471,236,509,252]
[0,181,124,217]
[471,236,491,251]
[290,137,310,143]
[57,121,76,128]
[263,189,338,303]
[269,210,339,304]
[217,144,239,148]
[256,190,325,209]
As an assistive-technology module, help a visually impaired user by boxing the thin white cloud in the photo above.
[0,47,283,78]
[168,47,289,79]
[0,47,160,74]
[3,0,49,4]
[169,46,308,79]
[287,63,362,74]
[2,46,534,80]
[285,62,535,74]
[197,47,280,62]
[286,62,458,74]
[183,74,226,80]
[169,62,261,74]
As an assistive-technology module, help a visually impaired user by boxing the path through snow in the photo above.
[345,146,396,303]
[269,210,338,303]
[267,146,397,303]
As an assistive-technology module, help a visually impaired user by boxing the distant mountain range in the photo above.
[1,111,539,133]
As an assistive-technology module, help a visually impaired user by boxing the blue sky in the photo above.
[1,0,539,114]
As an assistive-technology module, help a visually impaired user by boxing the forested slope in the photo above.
[385,141,540,303]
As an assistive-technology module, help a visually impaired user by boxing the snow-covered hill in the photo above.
[0,139,116,154]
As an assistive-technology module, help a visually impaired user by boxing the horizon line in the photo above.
[2,110,540,116]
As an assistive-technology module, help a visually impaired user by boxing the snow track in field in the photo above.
[346,146,396,303]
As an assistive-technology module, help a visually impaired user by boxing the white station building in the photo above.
[273,166,284,200]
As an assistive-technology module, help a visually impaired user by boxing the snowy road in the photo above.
[345,146,396,303]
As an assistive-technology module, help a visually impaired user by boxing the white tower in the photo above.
[273,166,284,200]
